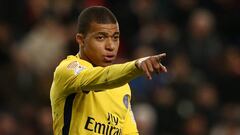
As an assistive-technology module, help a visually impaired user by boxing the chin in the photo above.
[101,62,113,67]
[94,60,113,67]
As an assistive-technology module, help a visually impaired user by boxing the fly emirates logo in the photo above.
[84,113,122,135]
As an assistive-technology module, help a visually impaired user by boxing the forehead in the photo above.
[87,22,119,35]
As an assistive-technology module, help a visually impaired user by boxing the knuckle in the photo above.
[146,58,151,62]
[149,56,155,62]
[155,64,160,69]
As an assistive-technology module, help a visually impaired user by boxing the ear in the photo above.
[76,33,85,48]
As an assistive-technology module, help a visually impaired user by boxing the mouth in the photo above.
[103,55,115,62]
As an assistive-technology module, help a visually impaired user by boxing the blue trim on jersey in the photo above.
[62,93,76,135]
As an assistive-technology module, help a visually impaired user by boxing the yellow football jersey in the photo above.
[50,54,142,135]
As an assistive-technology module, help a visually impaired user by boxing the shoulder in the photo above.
[55,56,87,77]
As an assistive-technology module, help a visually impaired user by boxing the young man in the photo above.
[50,6,167,135]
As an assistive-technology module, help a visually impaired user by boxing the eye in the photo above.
[95,35,105,41]
[113,35,119,41]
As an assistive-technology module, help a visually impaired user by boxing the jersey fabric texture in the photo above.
[50,54,142,135]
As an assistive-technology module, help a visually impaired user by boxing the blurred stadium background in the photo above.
[0,0,239,134]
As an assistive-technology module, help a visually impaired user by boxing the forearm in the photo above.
[74,61,143,91]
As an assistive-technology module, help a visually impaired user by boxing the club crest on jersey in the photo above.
[123,94,130,109]
[67,61,85,75]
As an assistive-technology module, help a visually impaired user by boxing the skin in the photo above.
[76,22,120,67]
[76,21,167,80]
[135,54,167,80]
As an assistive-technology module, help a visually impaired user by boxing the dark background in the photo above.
[0,0,239,134]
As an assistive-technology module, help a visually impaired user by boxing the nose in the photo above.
[105,38,115,51]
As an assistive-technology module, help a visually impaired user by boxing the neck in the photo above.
[78,50,96,67]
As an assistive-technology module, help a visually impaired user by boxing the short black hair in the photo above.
[77,6,118,35]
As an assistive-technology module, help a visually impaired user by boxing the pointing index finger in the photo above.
[155,53,166,62]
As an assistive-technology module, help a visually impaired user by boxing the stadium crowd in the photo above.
[0,0,239,134]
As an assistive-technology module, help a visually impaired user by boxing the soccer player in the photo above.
[50,6,167,135]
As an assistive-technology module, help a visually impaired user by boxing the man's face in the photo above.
[78,22,120,67]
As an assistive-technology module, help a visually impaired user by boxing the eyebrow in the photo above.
[96,32,120,36]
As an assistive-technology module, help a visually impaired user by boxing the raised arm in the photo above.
[54,53,167,95]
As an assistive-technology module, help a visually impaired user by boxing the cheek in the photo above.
[85,41,104,57]
[86,40,101,51]
[115,43,120,52]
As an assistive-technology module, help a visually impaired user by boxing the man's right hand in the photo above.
[135,53,167,80]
